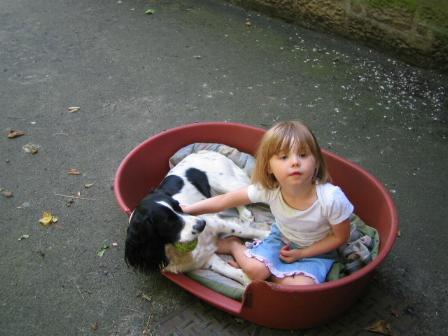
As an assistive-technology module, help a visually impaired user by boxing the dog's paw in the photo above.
[237,206,254,224]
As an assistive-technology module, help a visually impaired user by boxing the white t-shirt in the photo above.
[247,183,354,247]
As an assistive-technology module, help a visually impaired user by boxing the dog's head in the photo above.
[124,191,206,273]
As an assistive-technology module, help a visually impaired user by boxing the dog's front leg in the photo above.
[204,254,251,286]
[213,218,270,240]
[208,215,269,240]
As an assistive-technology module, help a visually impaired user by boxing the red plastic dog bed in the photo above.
[114,122,398,329]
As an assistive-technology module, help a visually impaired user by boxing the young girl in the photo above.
[183,121,354,286]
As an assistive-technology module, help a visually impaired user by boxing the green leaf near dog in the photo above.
[97,243,110,257]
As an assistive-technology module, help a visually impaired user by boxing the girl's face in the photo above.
[268,146,317,189]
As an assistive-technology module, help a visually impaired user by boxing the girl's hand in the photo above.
[279,245,303,263]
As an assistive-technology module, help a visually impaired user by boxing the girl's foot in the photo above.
[217,236,243,254]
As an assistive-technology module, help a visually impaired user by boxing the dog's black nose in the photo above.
[193,219,206,232]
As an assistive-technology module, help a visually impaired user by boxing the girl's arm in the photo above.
[182,186,251,215]
[279,219,350,263]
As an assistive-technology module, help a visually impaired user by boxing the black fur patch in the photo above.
[186,168,211,198]
[159,175,184,196]
[125,191,185,273]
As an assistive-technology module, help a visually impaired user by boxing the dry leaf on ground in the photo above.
[22,143,39,154]
[366,320,393,335]
[39,212,59,226]
[90,322,98,332]
[8,129,25,139]
[1,189,13,198]
[138,292,152,302]
[68,106,80,113]
[68,168,81,175]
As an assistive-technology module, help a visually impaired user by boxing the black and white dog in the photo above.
[124,150,269,285]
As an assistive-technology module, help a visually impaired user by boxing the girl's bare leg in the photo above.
[218,237,317,285]
[217,237,271,281]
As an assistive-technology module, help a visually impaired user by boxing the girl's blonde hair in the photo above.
[252,121,330,189]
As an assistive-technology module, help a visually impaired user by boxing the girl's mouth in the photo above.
[290,172,302,176]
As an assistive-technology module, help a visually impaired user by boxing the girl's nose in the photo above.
[290,155,300,165]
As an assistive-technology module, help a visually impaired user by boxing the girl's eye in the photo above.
[278,154,288,160]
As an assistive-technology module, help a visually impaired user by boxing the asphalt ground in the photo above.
[1,0,447,335]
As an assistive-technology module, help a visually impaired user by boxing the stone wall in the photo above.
[230,0,448,71]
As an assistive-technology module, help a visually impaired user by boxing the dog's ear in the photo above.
[124,211,168,272]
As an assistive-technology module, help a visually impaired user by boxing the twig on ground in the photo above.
[54,193,96,201]
[73,281,85,300]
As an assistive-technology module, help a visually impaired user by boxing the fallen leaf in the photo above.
[68,106,80,113]
[365,320,393,335]
[140,292,152,302]
[68,168,81,175]
[90,322,99,332]
[84,183,94,188]
[18,234,30,241]
[97,243,110,257]
[22,143,39,154]
[39,211,59,226]
[1,189,13,198]
[145,8,155,14]
[8,129,25,139]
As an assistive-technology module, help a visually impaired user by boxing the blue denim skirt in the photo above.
[246,225,336,284]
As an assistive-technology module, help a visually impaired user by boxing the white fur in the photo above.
[162,151,269,286]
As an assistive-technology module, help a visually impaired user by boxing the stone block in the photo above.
[365,6,414,31]
[228,0,448,70]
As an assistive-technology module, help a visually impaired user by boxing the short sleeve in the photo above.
[322,185,354,225]
[247,184,276,204]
